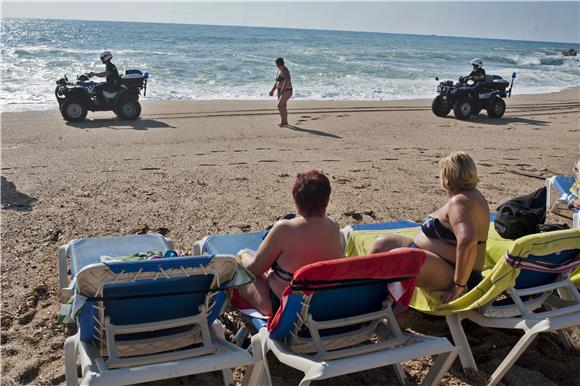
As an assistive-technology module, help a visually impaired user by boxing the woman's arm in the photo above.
[441,196,478,302]
[241,221,286,276]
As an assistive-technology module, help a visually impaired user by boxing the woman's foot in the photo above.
[278,122,288,127]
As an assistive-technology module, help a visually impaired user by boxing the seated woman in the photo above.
[236,170,343,316]
[370,151,490,303]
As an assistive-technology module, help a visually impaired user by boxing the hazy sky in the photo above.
[2,1,579,43]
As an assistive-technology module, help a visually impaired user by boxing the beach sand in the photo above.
[1,87,579,385]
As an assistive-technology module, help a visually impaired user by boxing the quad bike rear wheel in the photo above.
[487,97,506,118]
[116,97,141,120]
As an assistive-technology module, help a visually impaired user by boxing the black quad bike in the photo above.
[431,72,516,120]
[55,69,149,122]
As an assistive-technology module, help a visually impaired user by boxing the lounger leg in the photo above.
[421,350,458,386]
[445,314,477,372]
[242,331,272,386]
[64,333,80,386]
[392,363,407,384]
[488,330,539,386]
[221,369,234,386]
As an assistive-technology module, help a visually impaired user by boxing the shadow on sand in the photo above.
[285,125,342,139]
[1,176,38,212]
[468,116,550,126]
[66,118,175,130]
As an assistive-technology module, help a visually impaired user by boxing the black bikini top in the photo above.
[421,215,486,245]
[272,260,294,281]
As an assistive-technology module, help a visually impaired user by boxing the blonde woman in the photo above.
[370,151,490,302]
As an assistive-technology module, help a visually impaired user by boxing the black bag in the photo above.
[494,187,547,239]
[536,223,570,233]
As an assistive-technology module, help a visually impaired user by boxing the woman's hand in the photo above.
[269,90,274,97]
[440,284,465,303]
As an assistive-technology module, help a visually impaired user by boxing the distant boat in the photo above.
[562,48,577,56]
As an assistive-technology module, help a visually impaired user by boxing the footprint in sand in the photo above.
[141,167,161,171]
[256,147,270,150]
[381,158,399,161]
[233,149,247,153]
[300,115,311,118]
[195,153,206,156]
[199,163,217,167]
[292,160,308,163]
[258,160,278,163]
[229,162,247,165]
[322,159,340,162]
[311,117,321,120]
[210,150,226,153]
[479,163,493,167]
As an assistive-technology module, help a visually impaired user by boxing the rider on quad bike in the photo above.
[88,51,122,104]
[431,58,515,120]
[462,58,486,105]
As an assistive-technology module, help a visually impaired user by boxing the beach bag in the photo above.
[536,223,570,233]
[494,187,546,239]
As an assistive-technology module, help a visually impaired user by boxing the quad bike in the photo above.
[55,69,148,122]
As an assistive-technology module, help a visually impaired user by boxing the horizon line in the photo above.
[4,16,580,46]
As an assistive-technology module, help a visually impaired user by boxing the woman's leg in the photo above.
[277,91,291,125]
[369,234,414,254]
[414,250,454,291]
[235,251,274,315]
[370,236,454,291]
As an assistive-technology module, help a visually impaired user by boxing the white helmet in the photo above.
[100,51,113,62]
[470,58,483,68]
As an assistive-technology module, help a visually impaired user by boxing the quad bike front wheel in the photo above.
[453,99,473,120]
[60,98,88,122]
[116,98,141,120]
[431,95,451,117]
[487,97,506,118]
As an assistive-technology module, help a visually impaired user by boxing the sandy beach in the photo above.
[1,87,579,385]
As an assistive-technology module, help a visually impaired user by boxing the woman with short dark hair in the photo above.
[269,57,293,126]
[236,170,342,316]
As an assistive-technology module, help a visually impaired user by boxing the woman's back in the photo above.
[267,216,342,296]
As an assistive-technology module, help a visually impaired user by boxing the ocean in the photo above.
[1,18,579,112]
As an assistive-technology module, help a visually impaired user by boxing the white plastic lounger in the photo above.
[242,250,458,386]
[63,253,261,386]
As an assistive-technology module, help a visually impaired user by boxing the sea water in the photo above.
[1,18,579,112]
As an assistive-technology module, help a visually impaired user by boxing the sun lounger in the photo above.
[343,221,580,385]
[63,253,260,386]
[245,250,458,386]
[58,233,175,303]
[545,175,579,228]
